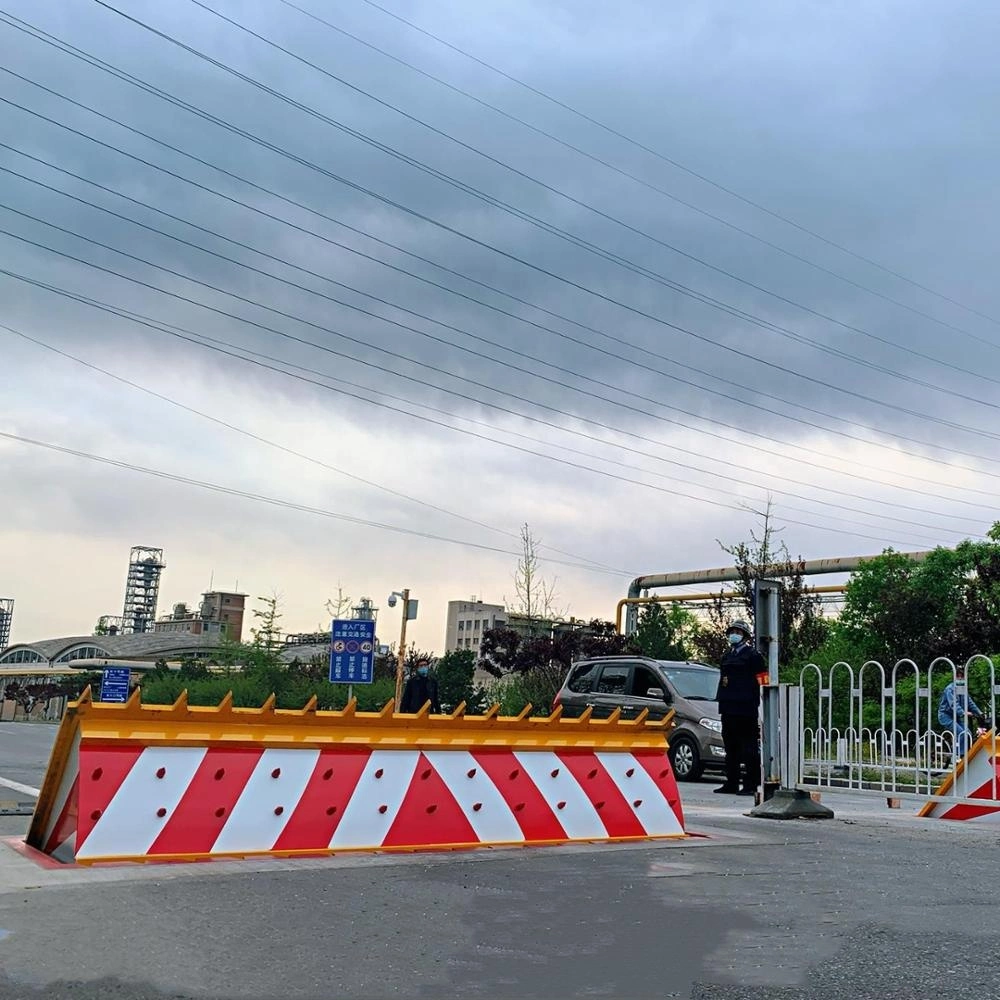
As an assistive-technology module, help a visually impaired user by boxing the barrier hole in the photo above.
[472,802,482,812]
[91,768,103,781]
[421,769,431,780]
[274,806,284,816]
[514,802,525,812]
[625,768,635,778]
[155,767,166,779]
[90,810,101,821]
[323,769,334,780]
[378,804,388,814]
[214,768,225,780]
[550,768,560,778]
[271,768,281,779]
[588,769,598,779]
[659,768,669,778]
[556,801,566,810]
[426,804,437,814]
[375,768,384,779]
[509,768,520,780]
[215,807,225,818]
[326,806,337,816]
[633,799,642,808]
[156,807,167,818]
[466,768,477,778]
[595,801,606,809]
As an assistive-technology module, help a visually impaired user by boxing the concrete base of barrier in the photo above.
[27,689,686,864]
[748,788,834,820]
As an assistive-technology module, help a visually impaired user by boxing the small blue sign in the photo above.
[329,619,376,685]
[99,667,131,704]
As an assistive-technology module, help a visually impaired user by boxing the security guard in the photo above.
[715,620,764,796]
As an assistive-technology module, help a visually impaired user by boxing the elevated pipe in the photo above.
[616,585,846,634]
[622,551,932,634]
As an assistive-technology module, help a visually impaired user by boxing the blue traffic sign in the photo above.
[329,619,376,685]
[99,667,131,703]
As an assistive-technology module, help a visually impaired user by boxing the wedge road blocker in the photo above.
[26,689,685,864]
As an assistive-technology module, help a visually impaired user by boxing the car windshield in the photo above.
[661,666,719,701]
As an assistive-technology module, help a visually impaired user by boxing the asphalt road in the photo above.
[0,722,55,793]
[0,724,997,999]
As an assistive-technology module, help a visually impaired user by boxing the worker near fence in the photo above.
[714,620,765,796]
[938,663,984,762]
[401,657,441,714]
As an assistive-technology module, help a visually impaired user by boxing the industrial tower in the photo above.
[0,598,13,651]
[121,547,165,634]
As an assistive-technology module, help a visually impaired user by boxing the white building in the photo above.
[444,599,506,655]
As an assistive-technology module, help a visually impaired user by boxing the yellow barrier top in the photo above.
[63,687,674,752]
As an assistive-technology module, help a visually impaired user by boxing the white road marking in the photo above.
[0,775,40,797]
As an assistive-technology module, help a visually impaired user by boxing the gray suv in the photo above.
[553,656,726,781]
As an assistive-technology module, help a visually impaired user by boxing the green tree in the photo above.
[433,649,485,713]
[835,531,1000,667]
[693,499,826,668]
[633,602,697,660]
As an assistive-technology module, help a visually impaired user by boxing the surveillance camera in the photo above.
[387,594,397,607]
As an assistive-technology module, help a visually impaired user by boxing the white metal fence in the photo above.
[795,655,999,808]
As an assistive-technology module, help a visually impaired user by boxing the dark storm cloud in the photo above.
[2,0,999,500]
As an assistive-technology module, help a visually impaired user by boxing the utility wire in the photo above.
[0,213,991,533]
[7,11,997,420]
[4,108,998,483]
[88,2,1000,405]
[6,321,943,547]
[2,176,993,527]
[352,0,1000,335]
[0,267,945,548]
[0,429,644,571]
[0,322,635,576]
[0,255,961,543]
[278,0,1000,353]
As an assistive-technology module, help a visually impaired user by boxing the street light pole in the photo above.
[394,587,410,712]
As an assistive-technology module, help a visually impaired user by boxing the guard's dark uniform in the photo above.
[716,641,764,792]
[401,674,440,714]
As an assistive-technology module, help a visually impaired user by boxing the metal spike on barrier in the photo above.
[25,687,684,864]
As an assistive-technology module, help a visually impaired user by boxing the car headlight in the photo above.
[699,718,722,733]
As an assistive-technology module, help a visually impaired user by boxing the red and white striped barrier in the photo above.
[28,691,685,864]
[919,732,1000,823]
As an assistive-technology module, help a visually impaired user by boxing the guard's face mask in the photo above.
[727,633,743,646]
[417,667,429,677]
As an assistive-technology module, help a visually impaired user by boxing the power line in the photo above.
[352,0,1000,334]
[0,429,641,572]
[3,104,999,522]
[7,321,956,556]
[0,267,947,547]
[0,208,990,535]
[3,173,994,527]
[0,254,960,545]
[277,0,1000,354]
[4,108,998,485]
[88,2,1000,407]
[0,322,635,576]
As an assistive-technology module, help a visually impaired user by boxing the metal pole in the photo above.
[393,587,409,712]
[753,579,783,802]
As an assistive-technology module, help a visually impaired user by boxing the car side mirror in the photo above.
[646,686,669,702]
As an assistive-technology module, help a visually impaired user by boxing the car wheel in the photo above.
[669,734,704,782]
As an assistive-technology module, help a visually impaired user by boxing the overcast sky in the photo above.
[2,0,999,651]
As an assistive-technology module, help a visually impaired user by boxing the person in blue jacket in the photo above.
[938,663,984,761]
[715,620,765,796]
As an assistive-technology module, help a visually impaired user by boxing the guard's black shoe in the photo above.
[737,787,756,796]
[713,784,739,794]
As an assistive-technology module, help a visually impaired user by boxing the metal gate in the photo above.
[794,655,999,813]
